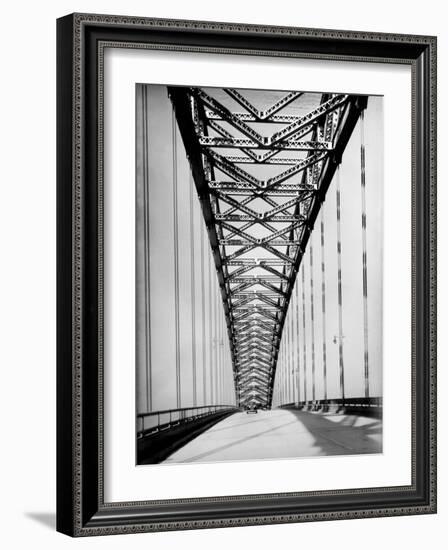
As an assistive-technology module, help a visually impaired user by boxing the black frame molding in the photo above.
[57,13,437,536]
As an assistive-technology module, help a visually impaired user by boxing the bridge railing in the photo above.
[137,405,240,438]
[278,397,382,417]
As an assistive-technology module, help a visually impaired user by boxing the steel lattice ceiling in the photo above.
[169,86,366,407]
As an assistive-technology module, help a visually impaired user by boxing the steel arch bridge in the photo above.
[169,86,367,409]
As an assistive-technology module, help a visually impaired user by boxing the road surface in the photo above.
[163,408,382,463]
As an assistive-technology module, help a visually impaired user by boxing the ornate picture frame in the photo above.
[56,13,436,536]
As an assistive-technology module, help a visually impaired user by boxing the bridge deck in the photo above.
[162,409,382,463]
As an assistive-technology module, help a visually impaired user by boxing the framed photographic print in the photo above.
[56,13,437,536]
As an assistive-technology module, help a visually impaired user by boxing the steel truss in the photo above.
[170,86,366,408]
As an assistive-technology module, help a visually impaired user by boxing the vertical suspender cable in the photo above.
[282,348,288,405]
[281,349,284,405]
[142,87,152,412]
[220,300,223,404]
[336,168,345,400]
[225,340,228,404]
[289,316,292,403]
[282,326,288,404]
[289,314,293,403]
[201,223,206,405]
[279,348,282,405]
[320,205,328,401]
[208,257,214,403]
[172,112,181,408]
[286,320,289,403]
[284,348,286,405]
[219,290,221,404]
[221,309,224,403]
[289,314,293,404]
[309,238,316,401]
[301,265,307,402]
[189,175,197,406]
[219,312,223,403]
[222,318,225,403]
[360,111,370,398]
[285,338,287,405]
[277,350,280,405]
[295,280,300,405]
[214,282,218,403]
[216,309,220,404]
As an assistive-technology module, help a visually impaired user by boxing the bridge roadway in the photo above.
[162,409,382,463]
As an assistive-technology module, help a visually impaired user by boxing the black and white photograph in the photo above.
[135,84,383,465]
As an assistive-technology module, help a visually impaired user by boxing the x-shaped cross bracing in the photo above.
[170,86,366,407]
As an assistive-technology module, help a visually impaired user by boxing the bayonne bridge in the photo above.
[136,85,383,465]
